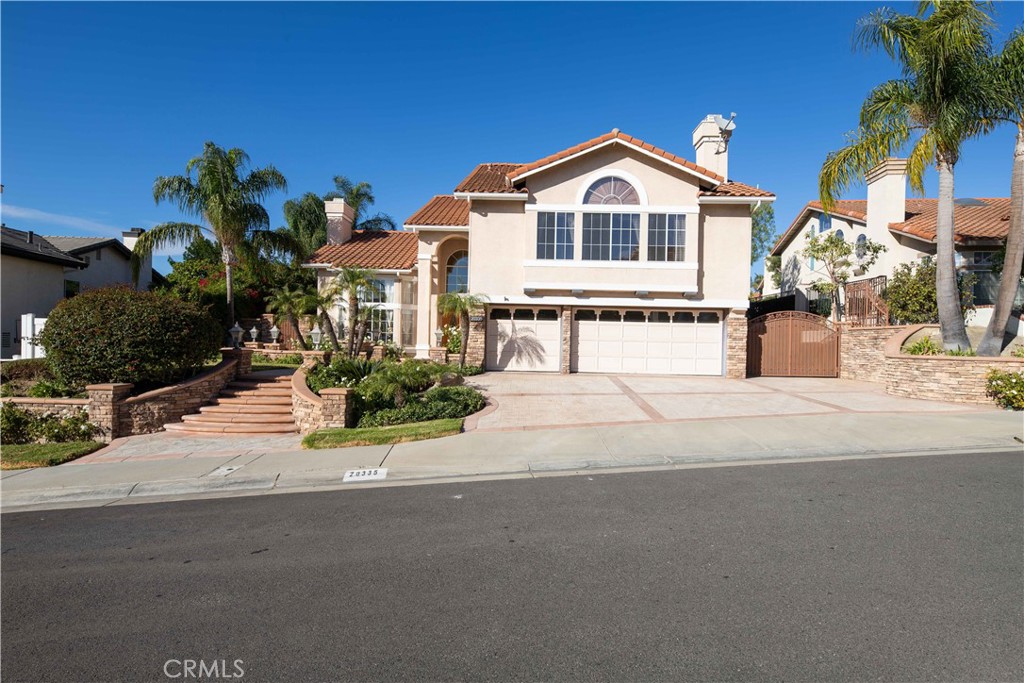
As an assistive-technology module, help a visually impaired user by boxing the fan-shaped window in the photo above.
[583,177,639,205]
[445,250,468,293]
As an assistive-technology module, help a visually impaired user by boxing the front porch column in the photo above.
[414,254,433,358]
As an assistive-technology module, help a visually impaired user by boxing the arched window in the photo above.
[855,234,867,259]
[583,177,639,205]
[835,229,845,241]
[445,250,468,293]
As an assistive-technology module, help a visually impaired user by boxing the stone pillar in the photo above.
[465,308,486,369]
[85,383,133,442]
[560,307,572,374]
[428,347,449,364]
[221,347,254,377]
[320,388,354,429]
[725,309,748,379]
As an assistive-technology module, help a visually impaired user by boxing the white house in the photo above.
[305,117,775,377]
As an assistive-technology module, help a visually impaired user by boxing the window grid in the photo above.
[446,251,468,293]
[647,214,686,262]
[368,309,394,343]
[536,212,575,260]
[582,213,640,261]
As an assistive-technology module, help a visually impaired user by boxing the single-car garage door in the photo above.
[571,309,723,375]
[486,308,561,372]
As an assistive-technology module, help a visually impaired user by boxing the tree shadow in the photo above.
[494,321,547,369]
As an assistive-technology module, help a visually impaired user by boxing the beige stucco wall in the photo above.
[698,204,754,303]
[1,255,69,358]
[68,244,152,293]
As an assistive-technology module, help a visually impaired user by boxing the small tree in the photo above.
[801,232,886,322]
[266,284,312,350]
[750,203,777,265]
[436,293,489,368]
[336,267,374,358]
[765,255,782,290]
[885,257,977,325]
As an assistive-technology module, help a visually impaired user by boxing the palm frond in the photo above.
[818,123,911,211]
[356,213,397,231]
[241,166,288,201]
[130,222,205,282]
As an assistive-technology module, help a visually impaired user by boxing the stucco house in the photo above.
[1,225,162,358]
[306,117,775,377]
[764,159,1018,322]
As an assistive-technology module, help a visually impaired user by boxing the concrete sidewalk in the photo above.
[2,410,1021,512]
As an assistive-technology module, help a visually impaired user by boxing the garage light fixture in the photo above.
[635,290,650,297]
[571,289,584,296]
[523,288,537,295]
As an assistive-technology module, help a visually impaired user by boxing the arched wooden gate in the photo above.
[747,311,841,377]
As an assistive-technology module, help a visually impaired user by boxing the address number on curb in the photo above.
[343,468,388,482]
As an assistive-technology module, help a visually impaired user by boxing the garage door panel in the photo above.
[622,325,647,341]
[695,326,721,343]
[487,313,560,372]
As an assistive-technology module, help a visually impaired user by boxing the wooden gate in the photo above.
[747,311,840,377]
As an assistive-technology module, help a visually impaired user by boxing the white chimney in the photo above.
[325,199,356,245]
[692,114,730,181]
[122,228,152,290]
[866,158,907,236]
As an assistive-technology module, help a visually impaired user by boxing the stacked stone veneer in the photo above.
[840,326,907,383]
[465,311,486,369]
[560,308,572,374]
[0,397,89,419]
[882,325,1024,404]
[725,309,747,379]
[290,368,354,434]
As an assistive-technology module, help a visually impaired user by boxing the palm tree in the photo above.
[976,28,1024,356]
[437,293,489,368]
[819,2,992,351]
[326,176,396,231]
[335,267,374,358]
[310,277,345,351]
[277,192,328,264]
[132,142,292,325]
[266,284,313,351]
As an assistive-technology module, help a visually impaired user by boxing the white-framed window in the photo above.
[819,214,832,233]
[360,279,391,304]
[583,177,640,205]
[367,309,394,343]
[400,310,414,346]
[582,213,640,261]
[855,234,867,258]
[537,211,575,260]
[648,214,686,262]
[446,251,468,293]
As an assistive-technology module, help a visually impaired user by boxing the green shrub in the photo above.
[355,361,438,413]
[1,403,33,444]
[307,358,384,394]
[986,369,1024,410]
[905,336,943,355]
[0,359,54,383]
[27,380,74,398]
[443,325,462,354]
[945,348,976,357]
[252,352,304,366]
[30,410,97,443]
[382,343,404,361]
[885,257,976,325]
[358,386,485,427]
[443,363,485,376]
[39,286,222,390]
[1010,346,1024,359]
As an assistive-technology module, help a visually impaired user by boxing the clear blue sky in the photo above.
[2,2,1019,276]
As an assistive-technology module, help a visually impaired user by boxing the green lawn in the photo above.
[1,441,104,469]
[302,418,464,449]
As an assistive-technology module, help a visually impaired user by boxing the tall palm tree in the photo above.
[277,192,328,265]
[266,284,313,351]
[310,276,345,351]
[437,293,489,368]
[335,267,374,358]
[976,28,1024,356]
[132,142,292,325]
[819,1,992,350]
[326,176,397,231]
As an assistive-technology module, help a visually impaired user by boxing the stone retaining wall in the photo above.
[0,397,89,419]
[290,368,354,434]
[840,326,908,383]
[882,325,1024,404]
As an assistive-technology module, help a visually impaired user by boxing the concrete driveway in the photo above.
[463,373,992,431]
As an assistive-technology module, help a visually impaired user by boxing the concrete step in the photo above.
[163,421,298,435]
[226,380,293,391]
[237,374,292,384]
[213,396,293,406]
[182,413,296,425]
[220,388,292,398]
[200,404,293,415]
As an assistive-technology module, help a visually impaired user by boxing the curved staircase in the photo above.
[163,373,298,435]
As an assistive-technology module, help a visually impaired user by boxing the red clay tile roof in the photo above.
[454,163,527,194]
[771,198,1010,256]
[506,129,725,184]
[890,198,1011,243]
[309,230,418,270]
[699,181,775,198]
[406,195,470,226]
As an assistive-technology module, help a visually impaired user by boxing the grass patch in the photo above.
[302,418,464,449]
[1,441,104,469]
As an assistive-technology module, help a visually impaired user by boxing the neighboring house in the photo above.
[765,159,1018,319]
[0,225,164,358]
[306,117,774,377]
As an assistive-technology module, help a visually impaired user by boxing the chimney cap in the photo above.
[866,158,908,183]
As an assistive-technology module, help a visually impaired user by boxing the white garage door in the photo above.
[486,308,561,372]
[571,309,723,375]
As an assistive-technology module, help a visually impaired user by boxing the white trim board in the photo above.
[490,295,748,308]
[523,283,699,294]
[523,259,698,270]
[526,204,700,214]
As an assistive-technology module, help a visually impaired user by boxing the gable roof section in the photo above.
[890,198,1010,243]
[699,181,775,198]
[406,195,470,227]
[506,129,725,185]
[1,226,87,268]
[309,230,418,271]
[43,236,134,260]
[454,163,527,194]
[771,200,868,255]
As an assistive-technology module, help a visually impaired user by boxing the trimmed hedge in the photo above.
[39,286,222,389]
[357,386,485,428]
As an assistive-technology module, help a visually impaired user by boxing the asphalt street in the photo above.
[2,451,1021,682]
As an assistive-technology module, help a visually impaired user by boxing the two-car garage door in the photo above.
[486,307,724,375]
